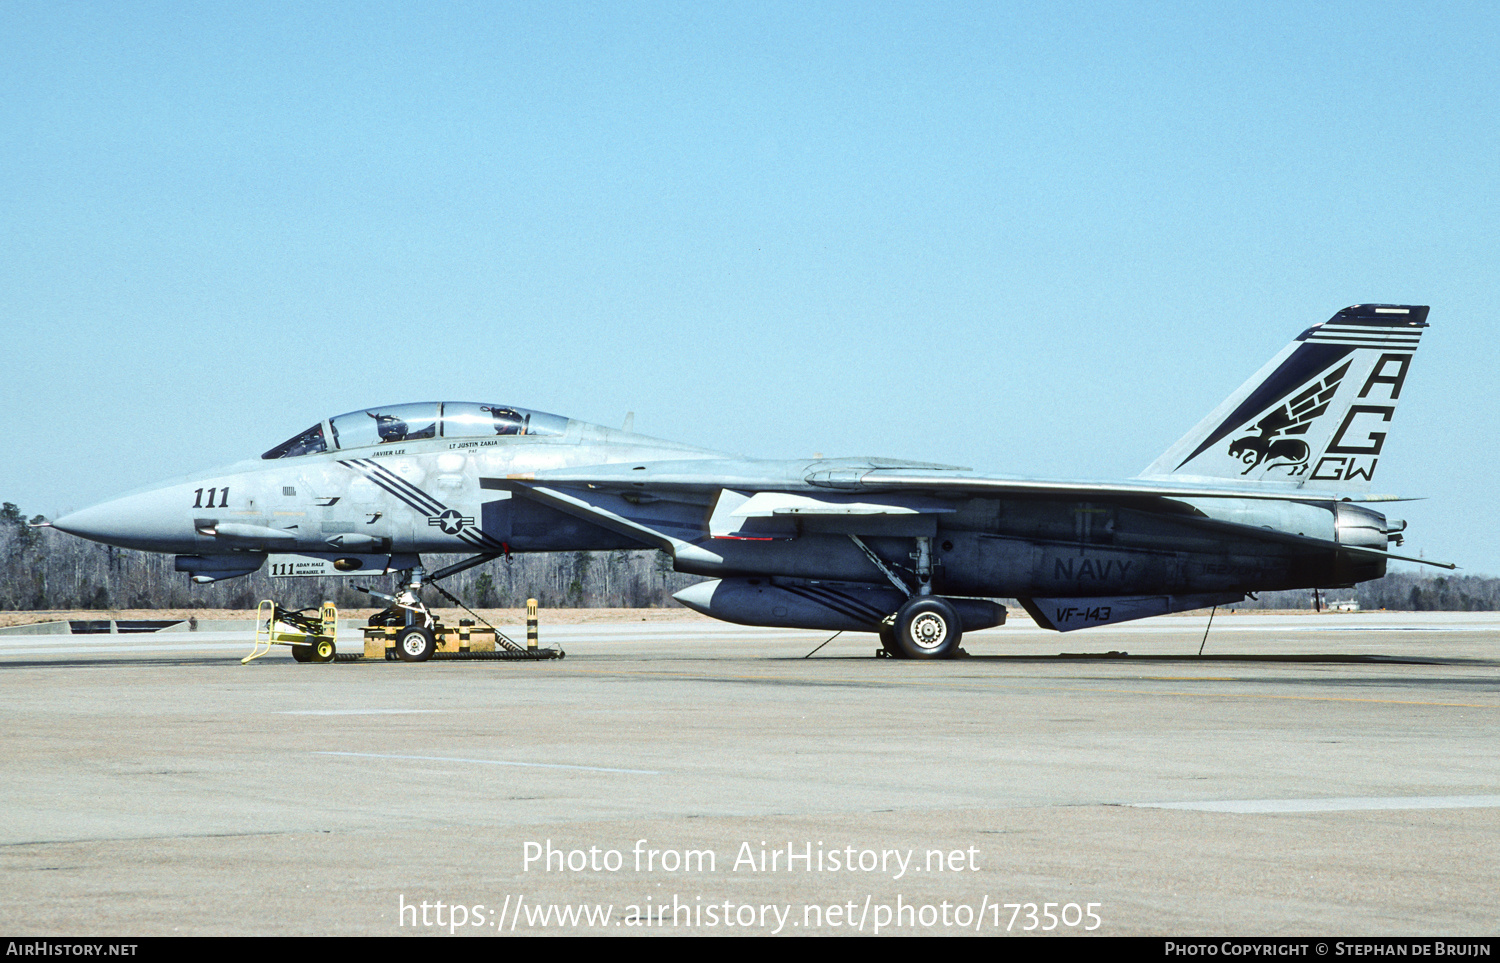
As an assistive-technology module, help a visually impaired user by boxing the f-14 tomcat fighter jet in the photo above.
[49,305,1451,659]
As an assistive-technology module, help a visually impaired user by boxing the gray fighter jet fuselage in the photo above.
[48,305,1451,658]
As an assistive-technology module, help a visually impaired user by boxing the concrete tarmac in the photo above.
[1,611,1498,936]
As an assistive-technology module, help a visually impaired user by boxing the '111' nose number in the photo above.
[193,488,229,508]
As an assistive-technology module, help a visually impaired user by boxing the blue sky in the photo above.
[3,2,1496,573]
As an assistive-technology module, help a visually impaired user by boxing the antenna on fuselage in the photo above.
[622,412,634,432]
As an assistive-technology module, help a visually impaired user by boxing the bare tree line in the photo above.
[1227,571,1500,612]
[3,502,1493,612]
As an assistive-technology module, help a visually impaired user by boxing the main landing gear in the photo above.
[881,595,964,660]
[858,534,966,660]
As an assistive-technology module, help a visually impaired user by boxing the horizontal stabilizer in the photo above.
[1170,509,1458,571]
[1018,593,1244,632]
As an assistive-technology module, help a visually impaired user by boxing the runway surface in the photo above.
[2,611,1497,935]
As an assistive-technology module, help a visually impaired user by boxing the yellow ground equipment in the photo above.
[358,581,562,662]
[244,601,338,665]
[363,619,501,660]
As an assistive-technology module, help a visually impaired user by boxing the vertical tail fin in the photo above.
[1139,304,1428,492]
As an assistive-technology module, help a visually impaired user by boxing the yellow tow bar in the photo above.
[243,601,339,664]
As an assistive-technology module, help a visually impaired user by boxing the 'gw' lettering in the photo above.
[1311,456,1378,483]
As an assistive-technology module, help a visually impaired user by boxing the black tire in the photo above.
[291,645,312,663]
[395,626,436,663]
[894,596,963,660]
[309,637,336,663]
[877,624,906,659]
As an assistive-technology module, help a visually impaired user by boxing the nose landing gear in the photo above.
[395,625,437,662]
[359,559,563,662]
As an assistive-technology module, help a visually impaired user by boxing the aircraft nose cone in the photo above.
[52,489,197,552]
[51,504,122,542]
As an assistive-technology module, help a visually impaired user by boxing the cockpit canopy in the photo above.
[262,402,568,459]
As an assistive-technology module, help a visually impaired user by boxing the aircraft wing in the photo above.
[803,469,1412,503]
[505,461,1407,503]
[497,459,1453,569]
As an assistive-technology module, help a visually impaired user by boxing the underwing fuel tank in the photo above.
[674,578,1006,633]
